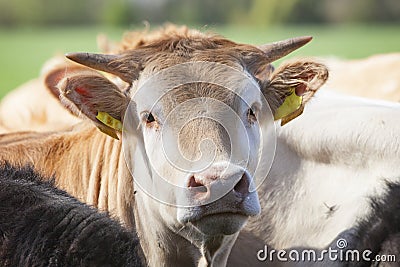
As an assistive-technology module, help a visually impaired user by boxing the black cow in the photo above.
[346,181,400,267]
[0,163,144,267]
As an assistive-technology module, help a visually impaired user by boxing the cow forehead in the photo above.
[132,60,262,118]
[160,83,239,114]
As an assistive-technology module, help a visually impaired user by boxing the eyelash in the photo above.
[247,108,257,123]
[146,113,155,123]
[142,112,157,127]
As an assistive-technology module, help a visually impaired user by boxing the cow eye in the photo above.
[247,108,257,123]
[141,112,157,126]
[146,113,155,123]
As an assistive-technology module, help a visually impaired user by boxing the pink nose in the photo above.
[187,166,251,201]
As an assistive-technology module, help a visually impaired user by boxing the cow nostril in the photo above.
[188,175,208,194]
[233,173,250,197]
[188,175,204,187]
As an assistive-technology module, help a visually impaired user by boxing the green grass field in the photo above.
[0,24,399,99]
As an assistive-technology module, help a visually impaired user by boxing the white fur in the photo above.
[247,90,400,249]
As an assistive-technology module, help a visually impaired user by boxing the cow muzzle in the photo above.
[177,162,261,235]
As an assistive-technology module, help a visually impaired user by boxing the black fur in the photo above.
[0,163,145,267]
[347,182,400,267]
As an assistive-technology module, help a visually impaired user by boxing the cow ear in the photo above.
[57,71,129,139]
[44,65,88,100]
[262,59,328,125]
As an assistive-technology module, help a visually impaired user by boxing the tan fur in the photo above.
[115,24,213,53]
[0,123,136,226]
[0,73,81,132]
[108,28,327,126]
[86,28,327,128]
[263,59,329,114]
[322,53,400,102]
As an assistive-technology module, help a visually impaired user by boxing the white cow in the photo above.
[245,89,400,250]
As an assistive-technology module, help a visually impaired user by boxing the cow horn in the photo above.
[258,36,312,62]
[66,52,139,83]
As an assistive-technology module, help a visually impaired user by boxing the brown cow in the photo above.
[0,56,82,132]
[0,26,327,266]
[323,53,400,102]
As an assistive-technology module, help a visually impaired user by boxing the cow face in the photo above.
[56,33,328,239]
[127,61,267,236]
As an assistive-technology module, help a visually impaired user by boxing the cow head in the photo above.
[55,30,328,264]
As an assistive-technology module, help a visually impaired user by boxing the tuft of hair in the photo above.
[0,163,145,267]
[347,181,400,267]
[114,24,217,53]
[261,58,329,116]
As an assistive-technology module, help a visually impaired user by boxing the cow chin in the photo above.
[177,195,260,235]
[177,191,261,235]
[191,213,248,235]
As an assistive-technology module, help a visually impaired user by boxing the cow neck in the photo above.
[0,123,136,227]
[56,123,138,228]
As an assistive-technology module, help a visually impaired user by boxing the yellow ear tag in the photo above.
[96,112,123,131]
[274,88,303,120]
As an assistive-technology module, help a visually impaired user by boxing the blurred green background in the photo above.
[0,0,399,99]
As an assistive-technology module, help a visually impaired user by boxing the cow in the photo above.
[241,90,400,250]
[228,91,400,266]
[342,181,400,267]
[0,55,82,132]
[0,25,198,133]
[0,163,360,267]
[0,31,134,133]
[322,53,400,102]
[0,163,145,267]
[0,161,359,267]
[0,161,360,267]
[0,26,328,266]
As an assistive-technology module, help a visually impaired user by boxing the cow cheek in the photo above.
[145,140,185,187]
